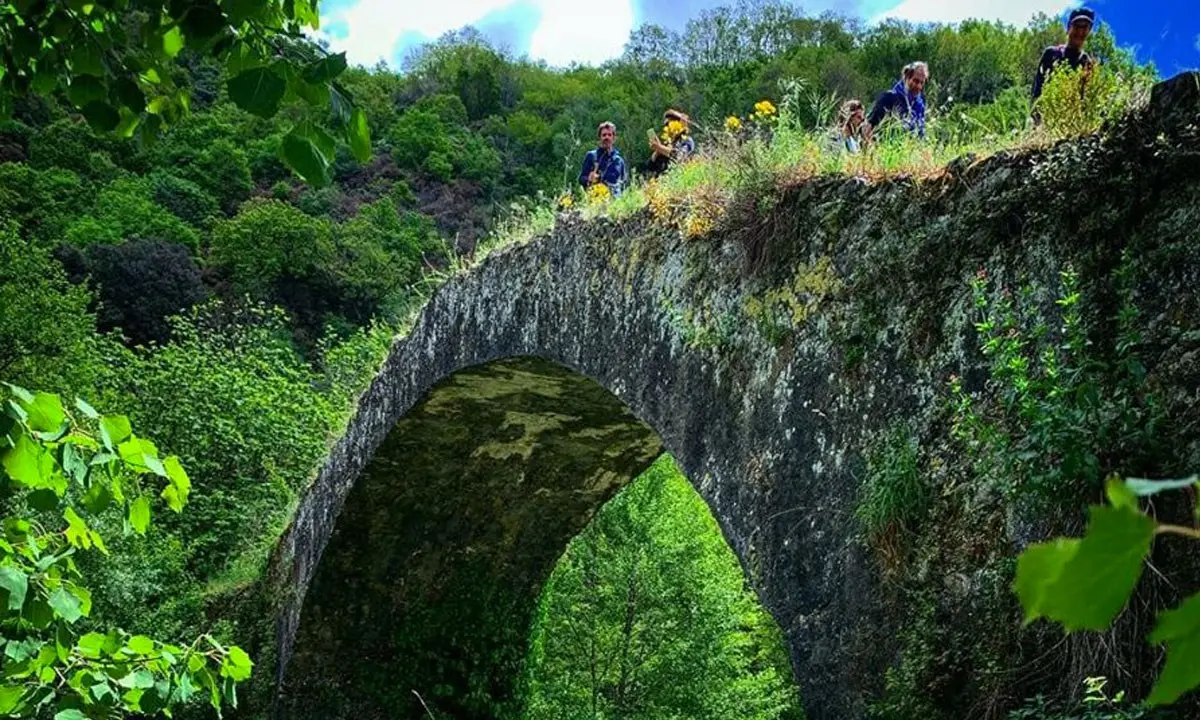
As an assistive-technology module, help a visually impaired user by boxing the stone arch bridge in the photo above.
[261,75,1200,720]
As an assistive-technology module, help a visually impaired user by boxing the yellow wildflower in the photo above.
[558,193,574,209]
[586,182,612,204]
[724,116,742,132]
[754,100,777,116]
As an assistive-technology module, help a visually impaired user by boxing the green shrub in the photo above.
[210,198,336,292]
[1036,64,1150,139]
[64,177,201,251]
[951,263,1162,508]
[149,171,220,228]
[856,424,927,541]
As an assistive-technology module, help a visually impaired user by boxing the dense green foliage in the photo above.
[525,456,803,720]
[0,385,249,718]
[0,0,1171,716]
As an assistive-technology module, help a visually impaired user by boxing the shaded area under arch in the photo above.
[280,357,665,718]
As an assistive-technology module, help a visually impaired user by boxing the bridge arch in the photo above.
[264,214,878,720]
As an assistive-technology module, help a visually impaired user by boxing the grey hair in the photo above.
[597,121,617,136]
[902,61,929,79]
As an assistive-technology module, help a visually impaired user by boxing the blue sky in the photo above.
[317,0,1198,75]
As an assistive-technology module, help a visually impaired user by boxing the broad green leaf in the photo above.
[81,101,121,132]
[162,456,191,511]
[348,107,371,163]
[1014,538,1078,623]
[1104,476,1138,511]
[63,507,93,551]
[81,482,112,514]
[74,398,99,420]
[0,566,28,611]
[220,645,253,681]
[48,587,83,623]
[3,434,57,491]
[66,583,92,617]
[117,669,155,689]
[227,66,286,118]
[1125,476,1199,497]
[280,131,329,187]
[293,119,335,161]
[129,496,151,535]
[28,488,61,512]
[118,437,165,476]
[26,392,65,433]
[54,709,88,720]
[0,685,23,713]
[1038,506,1155,631]
[99,415,131,450]
[126,635,154,655]
[1147,592,1200,705]
[302,53,347,84]
[162,26,184,58]
[69,43,104,76]
[77,632,106,658]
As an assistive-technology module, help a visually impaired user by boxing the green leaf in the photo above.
[81,101,121,132]
[3,434,58,491]
[1014,538,1078,622]
[81,482,112,514]
[77,632,106,658]
[302,53,347,84]
[126,635,154,655]
[99,415,131,450]
[63,507,93,551]
[0,566,28,611]
[69,43,104,77]
[26,392,65,434]
[117,669,155,689]
[219,645,253,681]
[28,488,61,512]
[54,709,88,720]
[162,26,185,58]
[280,131,329,187]
[1105,475,1138,511]
[0,685,23,713]
[128,496,151,535]
[348,107,371,163]
[1017,505,1155,631]
[48,587,83,624]
[118,437,164,475]
[1147,592,1200,705]
[114,77,147,114]
[162,456,191,512]
[227,66,286,118]
[1125,475,1199,497]
[74,398,99,420]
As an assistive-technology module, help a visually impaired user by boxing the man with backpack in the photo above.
[1032,7,1097,104]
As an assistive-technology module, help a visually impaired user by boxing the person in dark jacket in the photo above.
[642,109,696,179]
[866,61,928,139]
[578,121,626,195]
[1032,7,1096,104]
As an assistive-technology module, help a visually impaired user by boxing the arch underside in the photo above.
[280,357,665,719]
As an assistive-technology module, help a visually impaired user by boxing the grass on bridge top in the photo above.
[426,62,1153,285]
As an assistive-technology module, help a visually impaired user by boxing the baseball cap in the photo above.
[1068,7,1096,27]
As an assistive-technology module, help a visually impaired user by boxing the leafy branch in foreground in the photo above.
[0,1,370,185]
[1015,474,1200,707]
[0,383,251,718]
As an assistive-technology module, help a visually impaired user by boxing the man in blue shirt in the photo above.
[866,61,928,139]
[579,121,626,195]
[1031,7,1096,104]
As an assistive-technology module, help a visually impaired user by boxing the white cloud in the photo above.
[317,0,635,68]
[874,0,1071,27]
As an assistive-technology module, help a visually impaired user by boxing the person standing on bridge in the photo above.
[866,61,929,140]
[579,121,627,197]
[1031,7,1097,107]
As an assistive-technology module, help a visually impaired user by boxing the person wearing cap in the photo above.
[642,109,696,179]
[1031,7,1096,103]
[866,61,929,140]
[578,121,626,196]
